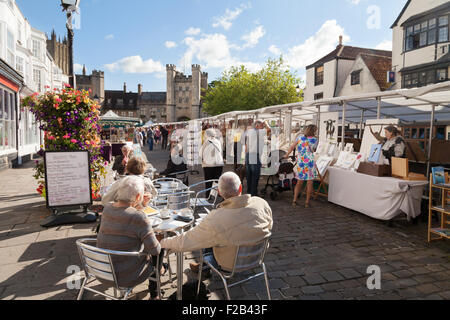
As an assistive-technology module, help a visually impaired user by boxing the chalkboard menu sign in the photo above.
[44,151,93,208]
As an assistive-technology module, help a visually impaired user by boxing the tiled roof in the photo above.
[359,54,392,91]
[104,90,139,110]
[306,45,392,69]
[139,92,166,103]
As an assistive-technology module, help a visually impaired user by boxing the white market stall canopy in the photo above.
[160,81,450,126]
[100,110,141,127]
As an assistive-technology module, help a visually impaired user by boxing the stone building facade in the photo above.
[103,82,139,118]
[137,85,167,123]
[75,65,105,104]
[166,64,208,122]
[46,30,70,76]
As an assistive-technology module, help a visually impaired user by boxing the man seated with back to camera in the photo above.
[160,172,273,274]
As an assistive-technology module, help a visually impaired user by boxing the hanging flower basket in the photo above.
[22,85,107,200]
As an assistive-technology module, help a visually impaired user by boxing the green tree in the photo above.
[202,57,303,116]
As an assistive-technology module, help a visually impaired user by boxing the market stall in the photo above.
[328,167,427,221]
[157,81,450,222]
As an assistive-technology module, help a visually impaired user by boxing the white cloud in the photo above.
[185,27,201,36]
[240,25,266,49]
[105,34,114,40]
[165,41,177,49]
[74,63,83,73]
[180,33,262,72]
[268,45,281,56]
[104,56,165,74]
[212,4,250,30]
[375,40,392,51]
[347,0,361,4]
[285,20,350,69]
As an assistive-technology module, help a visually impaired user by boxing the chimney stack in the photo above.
[339,35,343,46]
[82,64,86,76]
[138,84,142,95]
[123,82,127,93]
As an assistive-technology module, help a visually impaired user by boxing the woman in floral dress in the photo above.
[284,125,318,208]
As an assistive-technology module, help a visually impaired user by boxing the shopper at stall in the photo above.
[97,176,164,300]
[370,125,407,165]
[112,145,133,176]
[154,126,161,146]
[160,172,272,273]
[147,127,154,151]
[284,124,318,208]
[200,128,225,197]
[161,126,169,150]
[241,120,271,197]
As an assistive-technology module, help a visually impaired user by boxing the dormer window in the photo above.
[351,70,361,86]
[315,65,324,86]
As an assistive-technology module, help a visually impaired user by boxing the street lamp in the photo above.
[60,0,80,88]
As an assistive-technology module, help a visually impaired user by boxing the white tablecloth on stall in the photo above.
[328,167,428,221]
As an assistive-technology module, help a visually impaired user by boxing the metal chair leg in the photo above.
[122,289,132,300]
[262,263,271,300]
[220,276,231,300]
[209,263,231,300]
[165,250,174,285]
[196,252,204,298]
[156,254,162,300]
[77,277,88,300]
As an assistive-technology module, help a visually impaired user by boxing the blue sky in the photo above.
[16,0,407,92]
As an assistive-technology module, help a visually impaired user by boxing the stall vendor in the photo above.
[370,125,406,165]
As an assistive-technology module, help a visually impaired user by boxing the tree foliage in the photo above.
[202,57,303,116]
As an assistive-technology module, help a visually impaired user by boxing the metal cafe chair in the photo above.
[197,237,272,300]
[76,239,161,300]
[167,191,195,211]
[189,180,220,213]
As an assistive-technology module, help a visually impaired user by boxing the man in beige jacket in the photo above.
[160,172,273,272]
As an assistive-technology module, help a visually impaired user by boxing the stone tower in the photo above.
[166,64,177,122]
[75,69,105,104]
[46,30,70,75]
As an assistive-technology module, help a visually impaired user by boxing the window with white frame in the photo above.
[0,87,17,150]
[32,39,41,59]
[33,69,42,92]
[17,22,22,45]
[16,56,24,74]
[7,29,14,66]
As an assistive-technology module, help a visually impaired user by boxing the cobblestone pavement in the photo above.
[0,146,449,300]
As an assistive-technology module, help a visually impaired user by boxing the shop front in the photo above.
[0,59,23,170]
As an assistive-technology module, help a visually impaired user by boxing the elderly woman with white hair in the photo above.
[161,172,273,273]
[97,176,164,300]
[200,128,224,197]
[112,145,134,176]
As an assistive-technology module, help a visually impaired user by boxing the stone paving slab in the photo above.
[0,149,449,300]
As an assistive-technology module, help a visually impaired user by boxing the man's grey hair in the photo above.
[116,176,144,203]
[122,145,133,152]
[205,128,217,138]
[218,172,242,199]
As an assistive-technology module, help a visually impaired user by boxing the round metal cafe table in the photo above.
[151,210,194,300]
